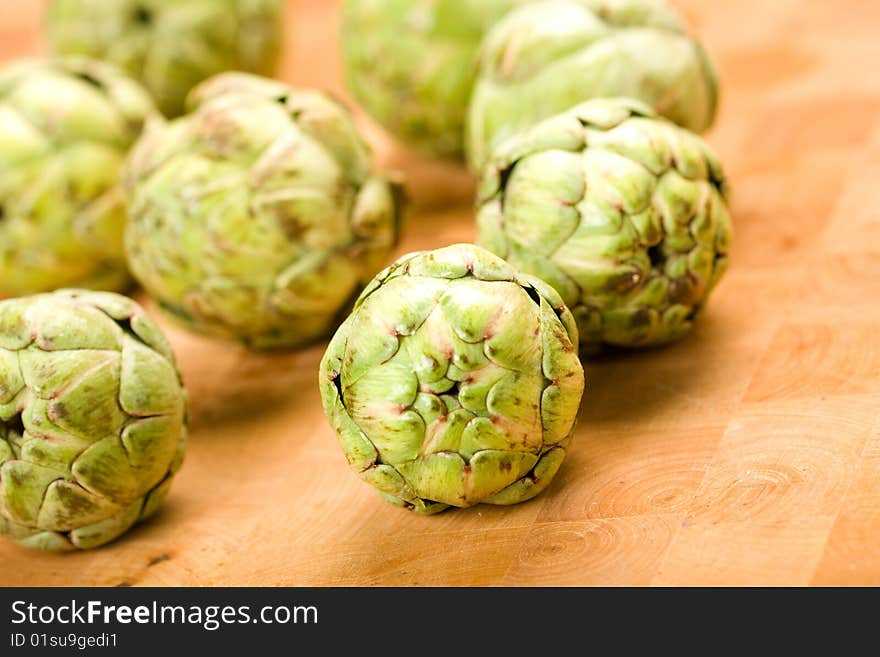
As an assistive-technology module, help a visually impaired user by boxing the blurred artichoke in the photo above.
[125,73,402,350]
[0,290,187,551]
[46,0,283,117]
[320,243,584,514]
[0,58,154,300]
[342,0,533,159]
[466,0,719,169]
[477,98,732,350]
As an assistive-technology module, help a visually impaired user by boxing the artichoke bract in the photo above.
[342,0,532,159]
[320,244,585,514]
[124,73,402,350]
[0,290,187,551]
[46,0,283,117]
[0,58,155,300]
[465,0,719,169]
[477,98,732,350]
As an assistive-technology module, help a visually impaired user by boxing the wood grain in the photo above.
[1,0,878,587]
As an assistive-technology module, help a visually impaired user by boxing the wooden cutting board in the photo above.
[1,0,878,586]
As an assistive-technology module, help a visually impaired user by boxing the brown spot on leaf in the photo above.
[630,308,653,328]
[48,401,68,420]
[608,270,641,294]
[668,275,699,305]
[275,210,307,241]
[8,470,26,486]
[54,484,95,516]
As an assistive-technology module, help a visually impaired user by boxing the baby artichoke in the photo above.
[125,73,402,350]
[46,0,283,117]
[477,98,732,350]
[0,58,154,300]
[342,0,532,159]
[320,243,585,514]
[0,290,187,551]
[466,0,719,169]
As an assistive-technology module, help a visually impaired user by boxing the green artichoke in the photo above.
[320,243,584,514]
[0,290,187,551]
[342,0,533,159]
[465,0,719,169]
[46,0,283,117]
[476,98,732,350]
[125,73,402,350]
[0,58,155,300]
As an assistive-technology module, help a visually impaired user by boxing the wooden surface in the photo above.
[1,0,879,587]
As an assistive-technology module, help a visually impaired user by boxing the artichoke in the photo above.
[342,0,533,159]
[319,243,584,514]
[476,98,732,350]
[125,73,402,350]
[46,0,283,117]
[0,58,155,300]
[465,0,719,169]
[0,290,187,551]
